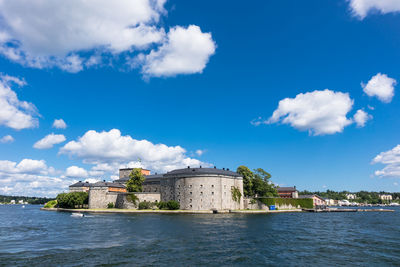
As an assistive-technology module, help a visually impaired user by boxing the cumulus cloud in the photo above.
[52,119,67,129]
[348,0,400,19]
[59,129,210,173]
[353,109,372,127]
[33,133,66,149]
[362,73,396,103]
[0,1,216,76]
[372,145,400,178]
[138,25,216,77]
[195,149,206,156]
[0,135,14,143]
[65,166,88,178]
[0,75,39,130]
[266,89,354,135]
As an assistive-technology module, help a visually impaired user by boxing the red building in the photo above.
[277,186,298,198]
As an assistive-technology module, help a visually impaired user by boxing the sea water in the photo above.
[0,205,399,266]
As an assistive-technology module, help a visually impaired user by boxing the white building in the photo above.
[346,194,357,200]
[379,194,392,201]
[10,200,15,204]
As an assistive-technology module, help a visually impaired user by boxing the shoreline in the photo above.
[41,207,304,214]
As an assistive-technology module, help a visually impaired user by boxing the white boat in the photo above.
[71,213,84,217]
[22,205,25,208]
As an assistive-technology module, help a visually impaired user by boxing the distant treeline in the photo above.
[0,195,54,204]
[298,190,400,204]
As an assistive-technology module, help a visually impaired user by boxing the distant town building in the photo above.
[277,187,298,198]
[346,194,357,200]
[324,198,336,206]
[18,200,24,204]
[299,194,326,207]
[379,194,392,201]
[10,200,15,204]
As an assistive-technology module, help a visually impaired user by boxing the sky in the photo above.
[0,0,400,197]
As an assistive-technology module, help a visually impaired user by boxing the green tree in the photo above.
[253,168,278,197]
[236,165,254,197]
[126,168,145,192]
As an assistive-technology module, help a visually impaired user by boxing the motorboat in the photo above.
[71,212,84,217]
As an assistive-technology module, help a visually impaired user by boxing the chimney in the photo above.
[187,166,190,168]
[200,165,202,168]
[214,166,216,169]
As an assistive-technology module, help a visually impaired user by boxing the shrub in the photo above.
[107,202,114,209]
[258,197,313,209]
[138,201,154,210]
[231,186,242,203]
[157,200,180,210]
[126,194,139,205]
[249,199,257,204]
[56,192,89,209]
[44,200,57,208]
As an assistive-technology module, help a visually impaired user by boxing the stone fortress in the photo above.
[69,166,244,211]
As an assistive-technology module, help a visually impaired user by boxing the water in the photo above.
[0,205,399,266]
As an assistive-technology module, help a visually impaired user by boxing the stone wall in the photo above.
[243,198,300,210]
[142,183,161,193]
[115,193,161,209]
[88,187,119,209]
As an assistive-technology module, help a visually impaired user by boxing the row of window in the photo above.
[178,184,228,189]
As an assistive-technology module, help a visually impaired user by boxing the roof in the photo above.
[299,194,325,200]
[164,167,242,178]
[277,187,297,192]
[119,168,150,171]
[69,181,91,187]
[90,182,126,188]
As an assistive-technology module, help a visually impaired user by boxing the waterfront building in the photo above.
[69,181,91,192]
[299,194,326,208]
[346,194,357,200]
[277,186,298,198]
[379,194,392,201]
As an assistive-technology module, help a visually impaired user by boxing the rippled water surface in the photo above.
[0,205,399,266]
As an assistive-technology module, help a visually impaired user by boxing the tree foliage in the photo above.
[126,168,145,192]
[236,166,278,197]
[56,192,88,209]
[231,186,242,203]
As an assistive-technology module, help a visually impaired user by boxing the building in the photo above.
[299,194,326,208]
[72,167,244,211]
[379,194,392,201]
[277,186,298,198]
[324,198,336,206]
[69,181,91,192]
[346,194,357,200]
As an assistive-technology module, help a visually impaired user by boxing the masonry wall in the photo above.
[142,183,161,193]
[161,175,244,211]
[88,187,119,209]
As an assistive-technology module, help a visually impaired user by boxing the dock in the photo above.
[303,208,395,212]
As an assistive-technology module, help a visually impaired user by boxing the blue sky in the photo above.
[0,0,400,196]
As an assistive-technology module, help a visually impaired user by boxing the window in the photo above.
[190,199,192,203]
[212,192,214,195]
[189,185,192,188]
[190,205,192,208]
[200,192,203,195]
[200,185,203,188]
[211,185,214,188]
[190,192,192,195]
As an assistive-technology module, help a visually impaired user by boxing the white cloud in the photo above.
[266,89,354,135]
[353,109,372,127]
[362,73,396,103]
[195,149,205,156]
[139,25,216,77]
[372,145,400,178]
[33,133,66,149]
[0,75,39,130]
[65,166,88,178]
[0,1,216,76]
[0,135,14,143]
[52,119,67,129]
[59,129,210,173]
[348,0,400,19]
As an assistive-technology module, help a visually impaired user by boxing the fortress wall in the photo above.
[170,175,244,211]
[88,187,119,209]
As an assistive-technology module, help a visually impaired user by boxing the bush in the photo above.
[138,201,154,210]
[107,202,114,209]
[44,200,57,208]
[56,192,89,209]
[157,200,180,210]
[258,197,313,209]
